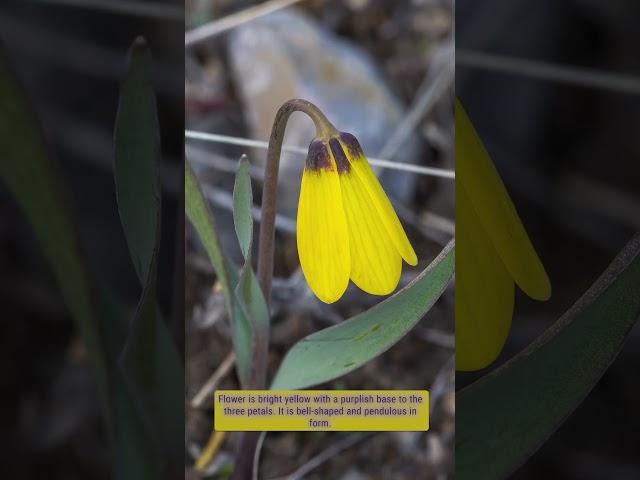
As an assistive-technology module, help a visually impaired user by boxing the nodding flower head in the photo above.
[297,131,417,304]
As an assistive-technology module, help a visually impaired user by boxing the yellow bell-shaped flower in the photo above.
[297,132,417,304]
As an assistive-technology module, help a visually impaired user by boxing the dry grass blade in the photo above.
[190,351,236,408]
[185,131,455,179]
[269,433,373,480]
[379,54,454,160]
[39,0,183,20]
[201,184,297,234]
[458,49,640,95]
[196,431,228,472]
[185,0,305,47]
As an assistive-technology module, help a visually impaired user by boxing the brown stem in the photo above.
[232,99,335,480]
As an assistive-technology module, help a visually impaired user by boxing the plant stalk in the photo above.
[256,98,335,302]
[232,99,334,480]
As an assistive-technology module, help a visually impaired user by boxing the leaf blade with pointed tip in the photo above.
[115,37,183,469]
[233,155,253,260]
[114,36,161,284]
[234,264,269,388]
[271,241,454,390]
[185,160,233,302]
[456,235,640,480]
[185,161,253,386]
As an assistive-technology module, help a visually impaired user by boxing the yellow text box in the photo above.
[214,390,429,431]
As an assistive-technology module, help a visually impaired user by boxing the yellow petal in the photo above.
[456,99,551,301]
[456,184,514,371]
[297,167,350,303]
[339,134,418,266]
[338,166,402,295]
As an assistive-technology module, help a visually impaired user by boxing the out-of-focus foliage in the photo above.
[1,37,183,478]
[457,235,640,479]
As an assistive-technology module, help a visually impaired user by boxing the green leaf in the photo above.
[98,284,160,479]
[185,160,233,303]
[115,37,183,469]
[233,155,253,260]
[231,154,268,387]
[236,265,269,334]
[0,38,111,422]
[233,263,270,388]
[231,294,254,388]
[114,37,161,284]
[271,240,455,390]
[185,160,253,387]
[456,235,640,480]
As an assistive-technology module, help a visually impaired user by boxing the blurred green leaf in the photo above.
[0,38,111,422]
[114,37,161,284]
[115,37,183,471]
[233,155,253,260]
[456,235,640,480]
[120,282,184,469]
[99,285,160,479]
[271,240,455,390]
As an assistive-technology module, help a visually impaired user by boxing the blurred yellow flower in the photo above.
[297,132,417,304]
[456,99,551,371]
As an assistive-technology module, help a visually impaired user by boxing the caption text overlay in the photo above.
[214,390,429,431]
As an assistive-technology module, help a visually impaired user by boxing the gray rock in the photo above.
[228,8,420,215]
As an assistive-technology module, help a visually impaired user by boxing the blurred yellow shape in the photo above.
[195,430,227,472]
[456,99,551,371]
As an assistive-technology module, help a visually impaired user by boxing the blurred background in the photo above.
[0,1,183,478]
[185,0,454,478]
[457,0,640,478]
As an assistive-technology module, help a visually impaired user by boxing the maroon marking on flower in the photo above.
[306,140,332,171]
[339,132,364,161]
[329,138,351,174]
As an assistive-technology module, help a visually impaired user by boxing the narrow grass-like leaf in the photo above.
[115,37,183,470]
[185,160,233,302]
[185,161,253,386]
[271,240,455,390]
[231,295,254,388]
[234,264,269,388]
[236,267,269,333]
[231,154,268,387]
[114,36,161,284]
[456,235,640,480]
[0,39,111,422]
[233,155,253,260]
